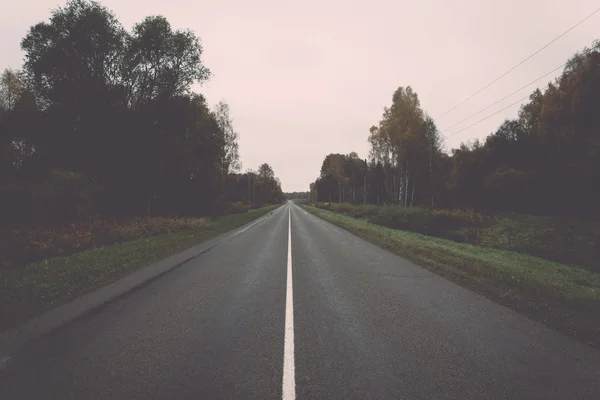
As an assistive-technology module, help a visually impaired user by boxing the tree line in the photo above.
[284,191,310,200]
[310,40,600,217]
[0,0,283,226]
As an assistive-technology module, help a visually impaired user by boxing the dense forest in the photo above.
[310,40,600,217]
[0,0,283,226]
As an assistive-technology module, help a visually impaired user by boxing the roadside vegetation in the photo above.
[0,205,279,331]
[304,39,600,346]
[310,202,599,273]
[304,204,600,347]
[1,202,272,270]
[1,0,285,229]
[309,43,600,219]
[0,0,286,330]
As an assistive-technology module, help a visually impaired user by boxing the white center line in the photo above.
[282,205,296,400]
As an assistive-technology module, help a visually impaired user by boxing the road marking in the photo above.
[282,206,296,400]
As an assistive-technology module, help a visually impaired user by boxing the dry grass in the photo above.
[1,217,211,271]
[0,205,280,331]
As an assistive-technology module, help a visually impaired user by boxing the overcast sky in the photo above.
[1,0,598,191]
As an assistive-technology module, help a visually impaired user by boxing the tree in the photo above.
[1,0,282,226]
[320,154,345,202]
[368,86,442,206]
[0,69,39,184]
[21,0,127,108]
[310,40,600,217]
[213,101,240,176]
[258,163,275,183]
[246,163,283,205]
[0,69,24,110]
[124,15,210,107]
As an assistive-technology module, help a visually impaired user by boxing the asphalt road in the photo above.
[1,201,599,399]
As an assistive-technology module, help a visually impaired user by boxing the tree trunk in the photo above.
[381,167,385,205]
[404,162,409,206]
[398,161,405,205]
[410,180,415,207]
[388,166,393,205]
[398,163,403,205]
[352,169,356,203]
[388,164,393,205]
[376,171,380,205]
[396,164,399,205]
[363,171,367,205]
[429,143,434,207]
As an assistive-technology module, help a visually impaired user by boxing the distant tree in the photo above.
[213,101,241,176]
[0,69,24,110]
[258,163,275,183]
[311,39,600,217]
[320,153,345,202]
[254,163,283,205]
[368,86,442,206]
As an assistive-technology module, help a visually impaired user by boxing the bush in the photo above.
[32,169,103,223]
[0,182,32,225]
[315,202,489,238]
[0,216,211,271]
[310,202,600,272]
[224,201,250,214]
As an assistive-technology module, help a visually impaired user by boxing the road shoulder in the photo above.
[0,205,283,357]
[301,204,600,349]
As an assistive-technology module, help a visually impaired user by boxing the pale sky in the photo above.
[1,0,598,191]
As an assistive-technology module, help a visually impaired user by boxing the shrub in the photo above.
[309,202,599,271]
[225,201,250,214]
[0,216,210,271]
[316,203,488,238]
[32,169,103,223]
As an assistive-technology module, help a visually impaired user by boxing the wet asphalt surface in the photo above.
[1,201,599,399]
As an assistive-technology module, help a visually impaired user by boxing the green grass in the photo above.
[303,205,600,347]
[312,202,600,272]
[2,207,274,271]
[0,205,280,331]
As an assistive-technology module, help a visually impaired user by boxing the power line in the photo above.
[444,94,530,140]
[441,46,594,139]
[436,6,600,120]
[440,62,567,134]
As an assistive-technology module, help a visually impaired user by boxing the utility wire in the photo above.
[444,94,530,140]
[442,47,594,138]
[436,6,600,120]
[440,62,566,133]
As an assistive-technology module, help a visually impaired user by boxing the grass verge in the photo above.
[303,205,600,347]
[310,202,600,272]
[0,205,280,331]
